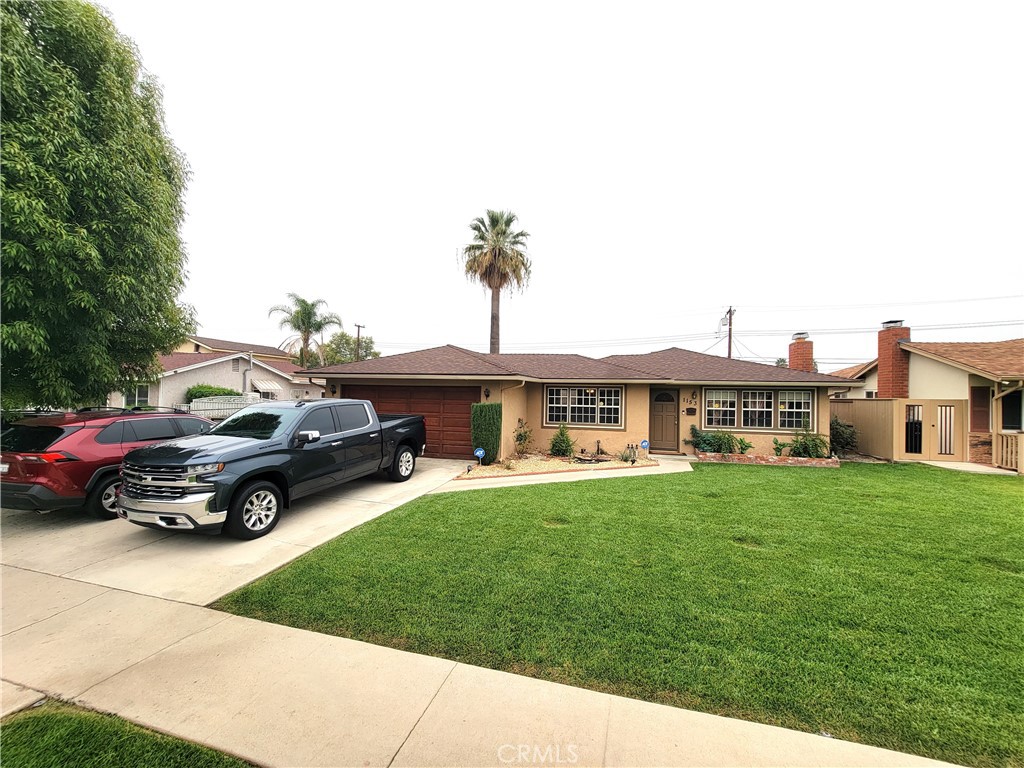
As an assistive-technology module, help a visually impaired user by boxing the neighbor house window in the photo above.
[865,390,877,399]
[124,385,149,407]
[705,389,737,427]
[778,390,813,429]
[742,390,774,428]
[545,386,622,427]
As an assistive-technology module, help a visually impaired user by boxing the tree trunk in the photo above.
[489,288,500,354]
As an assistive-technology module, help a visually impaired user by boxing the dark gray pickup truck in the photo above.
[116,399,426,539]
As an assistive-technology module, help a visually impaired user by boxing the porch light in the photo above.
[329,384,337,395]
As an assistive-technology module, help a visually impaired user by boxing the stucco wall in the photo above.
[909,355,969,399]
[837,370,878,398]
[527,383,651,458]
[159,361,294,406]
[499,382,529,458]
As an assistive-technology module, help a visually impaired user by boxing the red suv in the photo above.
[1,408,213,519]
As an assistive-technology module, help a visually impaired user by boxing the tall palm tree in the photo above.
[268,293,342,368]
[461,209,531,354]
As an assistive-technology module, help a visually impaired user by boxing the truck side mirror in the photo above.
[296,430,321,445]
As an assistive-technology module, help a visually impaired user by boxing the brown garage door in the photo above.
[339,385,480,458]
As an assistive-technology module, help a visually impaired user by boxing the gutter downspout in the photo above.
[497,380,529,461]
[242,353,253,397]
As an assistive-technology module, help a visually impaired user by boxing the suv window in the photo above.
[125,418,179,442]
[95,422,124,444]
[0,425,73,452]
[176,418,207,436]
[334,404,370,432]
[297,408,336,437]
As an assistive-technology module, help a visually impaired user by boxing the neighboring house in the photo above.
[109,352,325,411]
[303,334,854,459]
[174,336,294,363]
[829,321,1023,472]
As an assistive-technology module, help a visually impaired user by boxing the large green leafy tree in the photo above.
[461,209,531,354]
[1,0,195,409]
[268,293,342,368]
[320,330,380,366]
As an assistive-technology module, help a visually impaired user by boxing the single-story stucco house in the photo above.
[830,321,1022,471]
[108,351,325,410]
[303,336,855,460]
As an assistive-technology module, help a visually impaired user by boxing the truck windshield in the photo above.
[209,407,300,440]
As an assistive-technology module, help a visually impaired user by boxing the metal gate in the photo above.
[905,405,923,454]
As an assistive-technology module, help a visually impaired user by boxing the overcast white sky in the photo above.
[97,0,1022,372]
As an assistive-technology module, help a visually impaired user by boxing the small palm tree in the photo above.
[461,209,531,354]
[268,293,342,368]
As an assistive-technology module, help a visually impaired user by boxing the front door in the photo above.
[650,390,679,452]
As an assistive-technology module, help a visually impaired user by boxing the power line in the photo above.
[376,318,1023,352]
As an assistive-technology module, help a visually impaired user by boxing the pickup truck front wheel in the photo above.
[225,480,282,539]
[388,446,416,482]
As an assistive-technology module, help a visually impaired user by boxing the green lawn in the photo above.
[214,463,1024,767]
[1,701,250,768]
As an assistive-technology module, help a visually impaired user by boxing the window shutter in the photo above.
[970,387,990,432]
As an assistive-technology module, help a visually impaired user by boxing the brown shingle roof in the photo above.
[902,339,1024,379]
[306,344,855,384]
[603,348,855,383]
[158,352,234,371]
[260,359,304,374]
[828,360,877,379]
[190,336,289,358]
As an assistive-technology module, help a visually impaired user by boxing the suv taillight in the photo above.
[17,452,79,463]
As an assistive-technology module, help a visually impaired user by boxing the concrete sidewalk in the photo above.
[2,565,954,767]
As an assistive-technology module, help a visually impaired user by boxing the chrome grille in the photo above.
[121,481,188,500]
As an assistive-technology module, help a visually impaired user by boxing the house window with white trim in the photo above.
[778,390,813,429]
[705,389,737,427]
[742,390,773,428]
[546,386,622,427]
[124,385,149,408]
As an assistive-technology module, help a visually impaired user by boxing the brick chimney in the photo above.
[877,320,910,398]
[788,332,814,372]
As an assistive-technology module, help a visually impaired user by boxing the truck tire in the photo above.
[388,445,416,482]
[87,474,121,520]
[225,480,282,539]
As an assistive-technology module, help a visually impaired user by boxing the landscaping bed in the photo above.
[697,451,840,467]
[457,452,659,479]
[215,463,1024,767]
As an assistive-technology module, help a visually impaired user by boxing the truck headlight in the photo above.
[187,463,224,475]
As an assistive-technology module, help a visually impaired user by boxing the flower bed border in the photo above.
[697,452,839,468]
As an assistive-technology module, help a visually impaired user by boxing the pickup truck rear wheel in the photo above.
[388,445,416,482]
[225,480,282,539]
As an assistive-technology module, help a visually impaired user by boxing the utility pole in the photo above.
[354,324,365,361]
[724,307,736,359]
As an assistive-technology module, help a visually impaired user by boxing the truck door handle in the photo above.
[330,441,343,447]
[369,433,378,438]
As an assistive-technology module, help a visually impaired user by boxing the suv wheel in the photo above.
[225,480,282,540]
[87,475,121,520]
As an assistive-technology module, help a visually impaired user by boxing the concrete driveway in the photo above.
[1,457,467,606]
